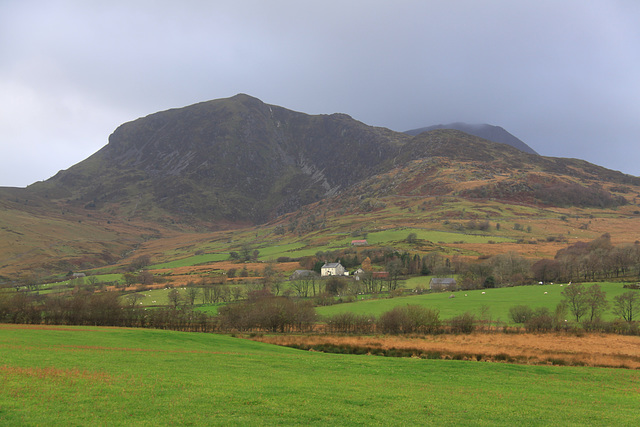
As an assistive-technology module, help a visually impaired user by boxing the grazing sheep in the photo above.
[449,294,455,299]
[481,291,486,294]
[544,292,548,294]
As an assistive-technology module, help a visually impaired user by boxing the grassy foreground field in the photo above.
[1,325,639,425]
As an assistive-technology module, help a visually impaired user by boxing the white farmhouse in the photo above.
[321,261,347,277]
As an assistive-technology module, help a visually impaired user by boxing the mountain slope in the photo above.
[28,94,407,223]
[2,95,640,276]
[405,122,538,155]
[326,129,637,210]
[25,95,636,226]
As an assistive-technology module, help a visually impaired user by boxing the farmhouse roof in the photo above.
[322,262,343,268]
[430,278,456,285]
[292,270,315,276]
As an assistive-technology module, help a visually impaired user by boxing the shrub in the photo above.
[325,312,375,334]
[524,308,553,332]
[509,305,534,324]
[377,305,441,334]
[449,312,476,334]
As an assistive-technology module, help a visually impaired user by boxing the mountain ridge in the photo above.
[405,122,538,155]
[24,94,638,227]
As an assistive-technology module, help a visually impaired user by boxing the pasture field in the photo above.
[317,282,632,322]
[148,253,230,269]
[1,325,639,425]
[365,228,514,245]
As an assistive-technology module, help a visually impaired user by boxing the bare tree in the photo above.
[562,283,588,322]
[185,285,200,306]
[231,286,243,301]
[584,284,608,321]
[167,288,181,308]
[613,291,640,322]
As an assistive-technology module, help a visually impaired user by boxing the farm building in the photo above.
[321,262,347,277]
[429,278,457,291]
[351,239,368,246]
[289,270,316,280]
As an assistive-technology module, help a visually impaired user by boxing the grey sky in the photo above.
[2,0,639,187]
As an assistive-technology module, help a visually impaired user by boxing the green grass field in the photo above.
[365,228,514,244]
[317,282,632,323]
[37,273,125,293]
[149,253,230,269]
[1,325,638,425]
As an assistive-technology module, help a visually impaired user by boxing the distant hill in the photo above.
[405,123,539,155]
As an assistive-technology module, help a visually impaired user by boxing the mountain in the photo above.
[2,94,640,276]
[27,94,407,224]
[25,95,636,227]
[330,129,637,210]
[405,123,539,155]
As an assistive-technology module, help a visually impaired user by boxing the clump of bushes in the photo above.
[449,312,476,334]
[377,305,442,334]
[324,312,375,334]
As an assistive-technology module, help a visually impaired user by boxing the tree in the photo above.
[385,259,403,291]
[584,284,608,321]
[531,259,561,283]
[129,255,151,271]
[123,272,138,287]
[261,261,283,293]
[126,293,143,307]
[406,233,418,243]
[490,252,530,286]
[139,270,154,286]
[292,275,317,298]
[325,276,348,295]
[562,283,587,322]
[231,286,243,301]
[613,291,640,322]
[167,288,181,308]
[185,285,200,306]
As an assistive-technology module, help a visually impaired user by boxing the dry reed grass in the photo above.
[251,332,640,369]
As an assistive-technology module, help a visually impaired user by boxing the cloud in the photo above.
[1,0,639,186]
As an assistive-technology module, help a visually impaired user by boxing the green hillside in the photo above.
[317,282,630,322]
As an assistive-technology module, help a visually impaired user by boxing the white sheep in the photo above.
[481,291,486,294]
